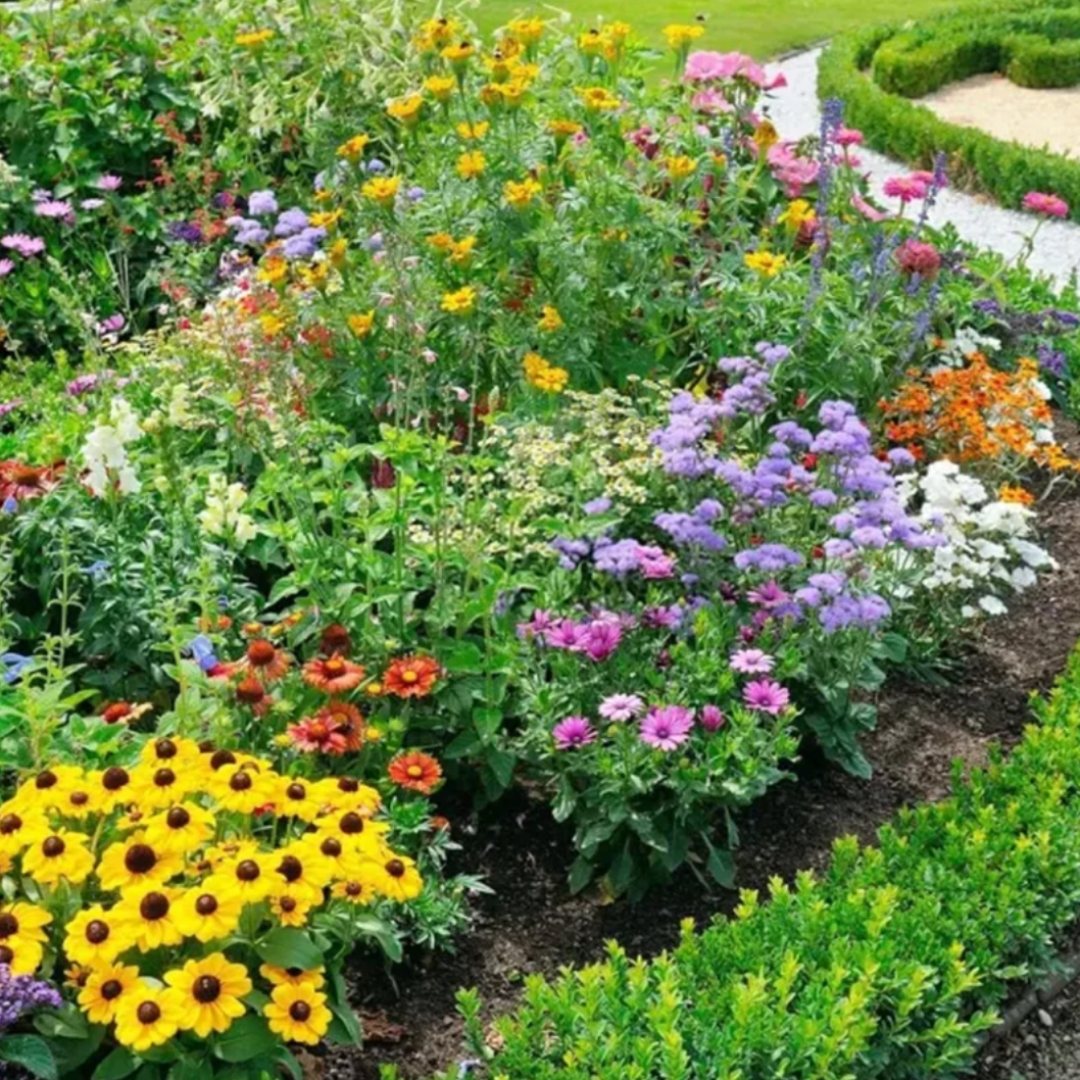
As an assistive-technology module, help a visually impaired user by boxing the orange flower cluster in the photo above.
[880,355,1079,473]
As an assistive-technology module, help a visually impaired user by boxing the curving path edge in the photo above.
[765,47,1080,288]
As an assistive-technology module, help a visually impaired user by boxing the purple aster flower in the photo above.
[248,190,279,216]
[365,232,385,252]
[35,199,74,220]
[80,198,105,210]
[407,185,426,201]
[730,648,775,674]
[639,705,694,750]
[598,694,645,722]
[747,580,789,608]
[742,679,790,714]
[97,174,123,192]
[583,495,612,515]
[553,716,596,749]
[366,158,388,173]
[545,620,585,651]
[700,704,725,731]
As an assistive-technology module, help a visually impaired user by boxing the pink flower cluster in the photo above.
[684,50,787,90]
[1022,191,1070,219]
[518,609,630,662]
[767,143,820,198]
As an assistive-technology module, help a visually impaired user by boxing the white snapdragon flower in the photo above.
[82,397,143,497]
[198,474,257,546]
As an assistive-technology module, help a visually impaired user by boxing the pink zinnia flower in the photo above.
[639,705,694,751]
[883,176,929,205]
[836,127,864,147]
[730,648,775,674]
[690,89,733,115]
[1022,191,1070,218]
[553,716,596,750]
[895,239,941,281]
[683,50,785,89]
[598,694,644,722]
[743,679,790,714]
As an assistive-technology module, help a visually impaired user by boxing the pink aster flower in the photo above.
[34,199,74,221]
[582,621,622,662]
[730,648,775,674]
[598,694,645,722]
[1022,191,1069,218]
[0,260,13,278]
[553,716,597,750]
[1,234,45,258]
[883,176,929,205]
[639,705,694,750]
[742,679,790,714]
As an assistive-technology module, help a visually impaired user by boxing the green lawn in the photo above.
[470,0,956,58]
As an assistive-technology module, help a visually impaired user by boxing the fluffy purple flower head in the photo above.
[599,694,645,722]
[274,207,310,237]
[583,495,612,515]
[553,716,597,750]
[0,966,62,1031]
[742,679,790,714]
[639,706,694,750]
[248,190,279,216]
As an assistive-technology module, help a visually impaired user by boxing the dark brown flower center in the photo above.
[278,855,303,883]
[125,844,157,874]
[0,814,21,835]
[166,807,190,829]
[339,812,364,835]
[320,838,342,858]
[154,738,178,760]
[229,771,253,792]
[289,1001,312,1022]
[35,770,57,790]
[345,882,362,897]
[279,896,297,913]
[195,894,218,916]
[70,791,90,806]
[247,639,276,666]
[42,836,65,857]
[153,768,176,788]
[193,975,221,1003]
[140,892,170,921]
[236,860,261,882]
[86,919,110,944]
[337,778,359,793]
[209,749,236,770]
[286,783,306,800]
[0,946,13,965]
[102,767,130,791]
[101,979,122,1001]
[0,914,18,937]
[137,1001,161,1025]
[236,679,265,704]
[386,859,405,878]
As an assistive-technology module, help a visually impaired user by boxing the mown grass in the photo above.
[469,0,958,58]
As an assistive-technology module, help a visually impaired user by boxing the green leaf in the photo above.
[166,1059,208,1080]
[34,1005,88,1041]
[212,1015,279,1063]
[0,1035,58,1080]
[93,1047,138,1080]
[704,838,736,889]
[485,747,516,790]
[255,928,323,971]
[568,855,595,894]
[349,913,403,962]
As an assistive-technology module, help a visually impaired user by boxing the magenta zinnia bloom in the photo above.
[1022,191,1070,219]
[598,693,644,722]
[895,239,941,281]
[742,679,790,714]
[553,716,596,750]
[883,176,928,205]
[639,706,694,751]
[836,127,864,147]
[730,648,775,674]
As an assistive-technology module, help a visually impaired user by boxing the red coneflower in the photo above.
[302,655,365,695]
[235,677,269,712]
[236,639,291,683]
[382,655,441,698]
[287,715,351,755]
[319,624,352,657]
[387,752,443,794]
[0,460,63,502]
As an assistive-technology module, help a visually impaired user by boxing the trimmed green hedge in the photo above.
[819,7,1080,220]
[429,646,1080,1080]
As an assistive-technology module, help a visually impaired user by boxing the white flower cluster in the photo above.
[198,474,257,546]
[82,397,143,497]
[899,460,1054,617]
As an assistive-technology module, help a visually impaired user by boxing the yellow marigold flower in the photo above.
[442,40,476,63]
[235,28,274,48]
[424,74,457,102]
[538,304,564,332]
[259,312,288,337]
[578,29,606,55]
[507,17,545,44]
[999,484,1035,505]
[361,176,401,206]
[441,286,477,315]
[457,150,486,179]
[547,119,583,142]
[449,236,477,264]
[428,232,454,251]
[420,15,457,43]
[456,121,489,140]
[744,250,787,277]
[778,198,815,231]
[752,119,780,151]
[387,94,424,125]
[336,133,370,161]
[503,176,542,209]
[662,23,704,49]
[576,86,621,111]
[297,262,330,291]
[256,255,288,286]
[500,81,527,108]
[608,21,632,42]
[329,237,348,268]
[413,33,437,54]
[348,311,376,338]
[532,364,569,393]
[665,155,697,179]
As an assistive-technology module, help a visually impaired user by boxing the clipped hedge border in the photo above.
[430,647,1080,1080]
[818,6,1080,221]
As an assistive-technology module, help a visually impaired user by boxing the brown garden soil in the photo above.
[325,470,1080,1080]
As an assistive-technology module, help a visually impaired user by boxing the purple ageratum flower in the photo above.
[168,220,204,244]
[366,158,388,174]
[742,679,790,714]
[639,705,694,750]
[1,234,45,257]
[581,621,622,662]
[553,716,597,749]
[97,174,123,192]
[274,208,310,237]
[700,704,725,731]
[730,648,774,674]
[734,543,804,572]
[282,226,327,259]
[598,694,645,722]
[583,495,612,515]
[235,223,270,246]
[248,190,279,216]
[365,232,385,252]
[407,185,426,202]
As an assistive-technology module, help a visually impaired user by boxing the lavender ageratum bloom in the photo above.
[0,966,62,1030]
[1037,343,1067,379]
[235,223,270,246]
[406,185,426,202]
[553,716,596,749]
[551,536,590,570]
[742,679,790,713]
[639,705,694,750]
[583,495,612,515]
[365,232,385,252]
[581,621,622,662]
[274,208,310,237]
[654,511,725,550]
[734,543,804,572]
[282,226,327,259]
[366,158,388,174]
[1,653,32,685]
[730,648,775,674]
[598,693,645,721]
[248,190,279,216]
[700,704,725,731]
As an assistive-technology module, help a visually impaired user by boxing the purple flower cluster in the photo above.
[0,967,61,1031]
[517,610,629,662]
[551,535,676,579]
[655,499,725,550]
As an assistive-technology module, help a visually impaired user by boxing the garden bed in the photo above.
[337,472,1080,1080]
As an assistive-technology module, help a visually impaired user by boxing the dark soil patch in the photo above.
[325,475,1080,1080]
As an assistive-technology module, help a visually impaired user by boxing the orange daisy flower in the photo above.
[235,639,291,683]
[388,752,443,794]
[319,702,364,750]
[382,655,442,698]
[302,656,365,694]
[0,460,63,503]
[287,715,351,755]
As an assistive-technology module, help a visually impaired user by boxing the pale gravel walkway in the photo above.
[764,47,1080,289]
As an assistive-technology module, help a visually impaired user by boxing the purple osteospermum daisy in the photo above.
[598,694,644,722]
[34,199,74,220]
[581,621,622,662]
[700,704,725,731]
[553,716,597,750]
[2,235,45,258]
[742,679,790,714]
[97,175,123,192]
[730,648,775,674]
[639,705,694,751]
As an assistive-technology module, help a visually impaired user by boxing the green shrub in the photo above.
[434,645,1080,1080]
[1007,35,1080,86]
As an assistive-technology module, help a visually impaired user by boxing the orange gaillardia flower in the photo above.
[236,639,291,683]
[382,655,442,698]
[388,752,443,794]
[302,656,366,694]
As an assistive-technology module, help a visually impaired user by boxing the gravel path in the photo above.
[765,47,1080,287]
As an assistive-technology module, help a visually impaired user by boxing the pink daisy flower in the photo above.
[553,716,596,750]
[598,694,645,722]
[742,679,790,714]
[730,648,775,674]
[639,706,694,751]
[882,176,929,205]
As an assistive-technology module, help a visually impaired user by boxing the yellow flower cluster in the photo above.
[0,741,421,1049]
[504,176,542,209]
[522,351,569,393]
[662,24,705,49]
[577,23,630,60]
[235,28,275,48]
[744,250,787,277]
[429,233,477,265]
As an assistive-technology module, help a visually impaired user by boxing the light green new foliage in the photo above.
[419,644,1080,1079]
